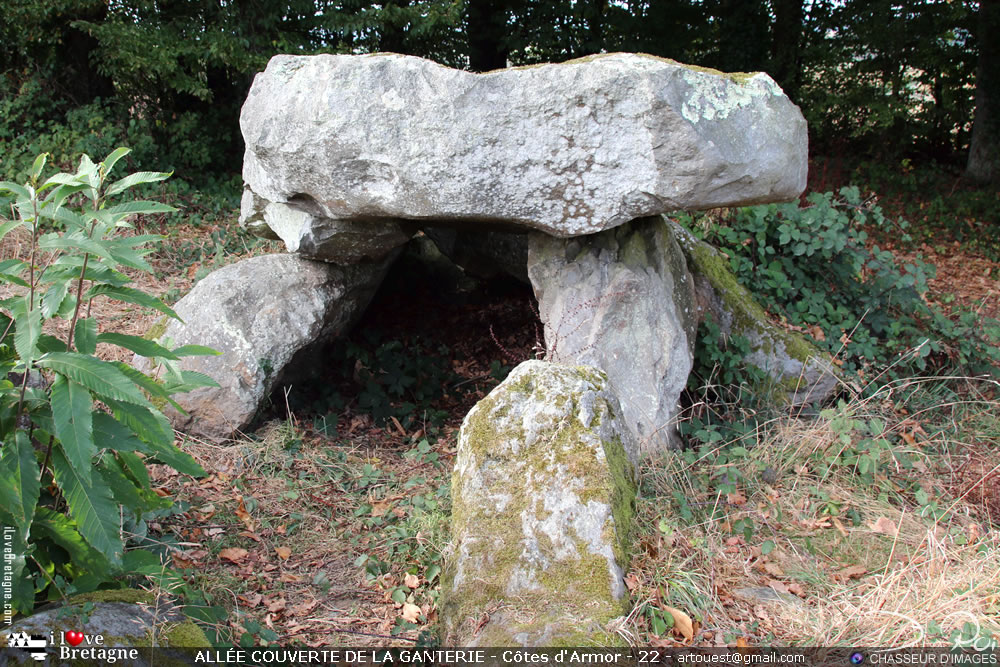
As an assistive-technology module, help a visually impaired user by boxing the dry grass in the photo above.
[626,379,1000,648]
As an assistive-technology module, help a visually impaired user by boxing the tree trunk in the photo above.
[966,0,1000,184]
[768,0,804,100]
[467,0,511,71]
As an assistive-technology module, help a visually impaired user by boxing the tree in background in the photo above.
[796,0,978,160]
[0,0,990,179]
[966,0,999,183]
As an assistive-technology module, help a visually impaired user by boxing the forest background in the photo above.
[2,0,999,648]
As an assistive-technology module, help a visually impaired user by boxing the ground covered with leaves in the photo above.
[11,166,995,648]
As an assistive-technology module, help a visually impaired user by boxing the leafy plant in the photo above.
[684,187,1000,383]
[0,149,218,613]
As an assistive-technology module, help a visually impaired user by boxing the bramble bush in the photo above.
[0,149,219,613]
[681,186,1000,389]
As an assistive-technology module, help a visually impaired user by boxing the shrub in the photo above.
[0,149,218,612]
[682,187,1000,386]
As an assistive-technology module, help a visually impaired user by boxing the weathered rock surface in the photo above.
[422,226,530,283]
[528,217,699,454]
[442,360,637,646]
[4,590,208,665]
[669,219,840,405]
[241,52,807,243]
[240,189,415,264]
[135,253,391,441]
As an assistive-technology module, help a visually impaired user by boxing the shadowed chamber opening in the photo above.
[260,238,542,438]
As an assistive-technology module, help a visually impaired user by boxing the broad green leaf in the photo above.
[110,362,187,416]
[162,370,220,393]
[97,332,178,359]
[50,375,96,482]
[172,344,220,357]
[101,147,131,176]
[44,260,129,287]
[123,549,165,573]
[41,172,81,188]
[104,398,173,448]
[115,450,152,489]
[32,506,115,576]
[37,334,67,353]
[0,430,41,539]
[0,181,31,200]
[93,412,152,454]
[38,231,114,262]
[105,201,176,218]
[51,445,124,565]
[86,285,179,320]
[97,453,145,515]
[41,280,69,318]
[105,245,153,272]
[144,436,206,478]
[30,152,48,181]
[77,154,99,190]
[105,171,173,198]
[107,405,203,477]
[0,218,22,241]
[37,352,151,407]
[111,360,171,397]
[109,233,164,249]
[13,302,41,362]
[74,317,98,355]
[38,200,87,229]
[0,258,28,287]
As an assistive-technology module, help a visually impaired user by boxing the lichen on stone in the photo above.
[442,360,637,646]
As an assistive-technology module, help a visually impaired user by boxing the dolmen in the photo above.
[137,52,836,645]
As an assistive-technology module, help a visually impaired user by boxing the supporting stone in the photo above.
[134,253,393,441]
[668,219,840,405]
[442,360,637,646]
[527,217,699,454]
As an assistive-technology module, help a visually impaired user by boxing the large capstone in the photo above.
[442,360,638,646]
[528,217,699,454]
[134,253,392,441]
[240,52,808,247]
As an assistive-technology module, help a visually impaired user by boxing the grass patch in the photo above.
[625,376,1000,647]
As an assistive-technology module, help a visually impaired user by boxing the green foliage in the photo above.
[685,187,1000,383]
[843,159,1000,259]
[797,0,977,157]
[287,332,463,431]
[0,149,216,613]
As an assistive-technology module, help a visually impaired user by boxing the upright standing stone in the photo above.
[442,360,638,646]
[528,217,699,454]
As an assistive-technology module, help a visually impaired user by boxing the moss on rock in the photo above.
[442,360,638,646]
[667,218,840,405]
